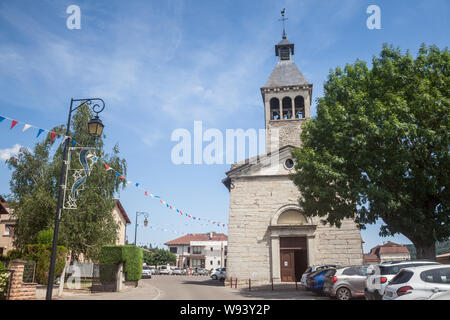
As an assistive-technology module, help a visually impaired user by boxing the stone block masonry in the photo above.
[7,259,37,300]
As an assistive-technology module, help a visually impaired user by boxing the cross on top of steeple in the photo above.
[279,8,288,39]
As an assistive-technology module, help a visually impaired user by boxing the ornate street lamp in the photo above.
[46,98,105,300]
[135,211,150,245]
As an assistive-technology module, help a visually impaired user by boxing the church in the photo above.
[222,28,363,285]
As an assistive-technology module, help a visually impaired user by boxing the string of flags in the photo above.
[0,113,227,228]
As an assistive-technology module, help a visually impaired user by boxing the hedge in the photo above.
[23,244,67,285]
[99,245,143,281]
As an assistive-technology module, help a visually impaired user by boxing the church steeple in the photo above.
[276,9,294,60]
[260,9,313,151]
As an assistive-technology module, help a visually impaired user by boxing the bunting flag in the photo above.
[36,129,45,138]
[10,120,18,130]
[0,114,63,144]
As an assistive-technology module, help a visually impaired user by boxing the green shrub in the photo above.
[23,244,67,285]
[99,245,143,281]
[36,229,54,245]
[5,249,23,261]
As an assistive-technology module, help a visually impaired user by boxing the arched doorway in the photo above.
[269,206,316,283]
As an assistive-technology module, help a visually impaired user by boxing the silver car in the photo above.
[323,266,372,300]
[301,264,340,288]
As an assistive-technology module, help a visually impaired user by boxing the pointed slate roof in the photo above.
[263,59,309,88]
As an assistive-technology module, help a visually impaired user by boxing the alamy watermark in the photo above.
[171,121,280,166]
[366,5,381,30]
[66,5,81,30]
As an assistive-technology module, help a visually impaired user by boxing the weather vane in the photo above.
[279,8,288,39]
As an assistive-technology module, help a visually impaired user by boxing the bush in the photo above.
[23,244,67,285]
[5,249,23,261]
[99,245,143,281]
[0,261,10,300]
[36,229,54,245]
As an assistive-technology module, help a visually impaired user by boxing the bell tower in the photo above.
[261,10,312,152]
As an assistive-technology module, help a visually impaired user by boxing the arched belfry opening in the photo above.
[282,97,292,119]
[270,97,280,120]
[294,96,305,119]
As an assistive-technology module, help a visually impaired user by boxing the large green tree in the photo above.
[6,104,127,260]
[291,44,449,259]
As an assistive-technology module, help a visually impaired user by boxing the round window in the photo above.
[284,158,294,169]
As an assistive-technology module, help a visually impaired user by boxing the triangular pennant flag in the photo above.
[22,124,31,132]
[104,164,112,170]
[136,183,139,187]
[50,132,58,142]
[10,120,18,129]
[145,191,148,196]
[72,139,76,147]
[36,129,44,138]
[119,175,126,179]
[115,172,120,177]
[0,116,5,123]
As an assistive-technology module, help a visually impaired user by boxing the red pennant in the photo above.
[104,164,110,170]
[119,176,125,179]
[160,199,163,203]
[169,205,173,209]
[145,191,148,196]
[51,132,58,142]
[10,120,18,129]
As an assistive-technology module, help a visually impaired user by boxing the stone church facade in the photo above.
[223,33,363,285]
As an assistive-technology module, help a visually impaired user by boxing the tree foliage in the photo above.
[143,248,176,266]
[6,104,127,260]
[291,44,449,259]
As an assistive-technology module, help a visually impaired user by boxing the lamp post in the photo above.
[135,211,149,245]
[46,98,105,300]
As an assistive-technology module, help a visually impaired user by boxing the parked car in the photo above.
[172,267,184,275]
[142,265,152,279]
[323,266,372,300]
[306,268,336,295]
[159,265,173,275]
[365,260,439,300]
[217,268,226,281]
[196,268,209,276]
[383,265,450,300]
[301,264,340,288]
[211,267,226,280]
[150,267,160,275]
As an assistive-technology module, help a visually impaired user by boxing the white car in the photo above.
[172,267,186,275]
[383,265,450,300]
[142,265,152,279]
[211,267,226,280]
[159,265,173,275]
[365,260,439,300]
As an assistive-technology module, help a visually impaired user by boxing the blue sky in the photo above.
[0,0,448,252]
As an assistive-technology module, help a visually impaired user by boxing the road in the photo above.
[58,275,328,300]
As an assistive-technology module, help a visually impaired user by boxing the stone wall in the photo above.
[7,259,36,300]
[225,175,363,286]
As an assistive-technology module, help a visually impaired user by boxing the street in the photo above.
[58,275,329,300]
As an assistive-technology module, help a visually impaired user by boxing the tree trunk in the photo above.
[414,242,436,260]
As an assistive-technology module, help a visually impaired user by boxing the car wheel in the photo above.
[336,287,351,301]
[212,275,217,280]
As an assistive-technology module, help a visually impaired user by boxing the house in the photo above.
[363,241,411,264]
[0,196,130,256]
[222,27,363,285]
[165,232,227,270]
[113,199,131,245]
[0,195,15,256]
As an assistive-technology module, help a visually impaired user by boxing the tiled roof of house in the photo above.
[114,199,131,224]
[165,233,228,245]
[0,196,8,215]
[368,241,410,256]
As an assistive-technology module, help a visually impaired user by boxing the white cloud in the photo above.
[0,144,25,161]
